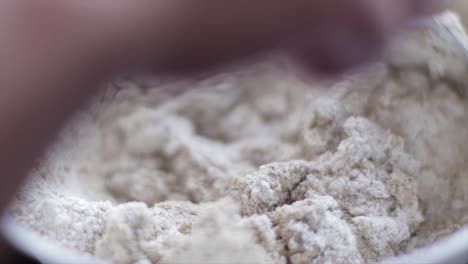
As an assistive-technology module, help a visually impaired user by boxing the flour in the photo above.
[9,11,468,264]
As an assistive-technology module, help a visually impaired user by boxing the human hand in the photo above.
[0,0,443,214]
[85,0,446,74]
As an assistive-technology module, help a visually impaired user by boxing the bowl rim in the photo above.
[2,216,468,264]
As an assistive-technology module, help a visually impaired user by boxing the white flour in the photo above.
[9,11,468,264]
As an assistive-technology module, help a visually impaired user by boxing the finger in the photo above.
[410,0,451,16]
[95,0,438,76]
[287,0,448,75]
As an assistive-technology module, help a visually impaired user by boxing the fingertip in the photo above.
[287,26,385,76]
[410,0,451,16]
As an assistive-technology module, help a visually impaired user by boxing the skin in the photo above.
[0,0,440,228]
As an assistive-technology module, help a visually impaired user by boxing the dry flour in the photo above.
[9,11,468,264]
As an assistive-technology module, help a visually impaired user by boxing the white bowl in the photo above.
[2,216,468,264]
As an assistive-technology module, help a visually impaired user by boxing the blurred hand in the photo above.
[77,0,445,73]
[0,0,442,213]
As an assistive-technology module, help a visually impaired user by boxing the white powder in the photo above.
[9,11,468,264]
